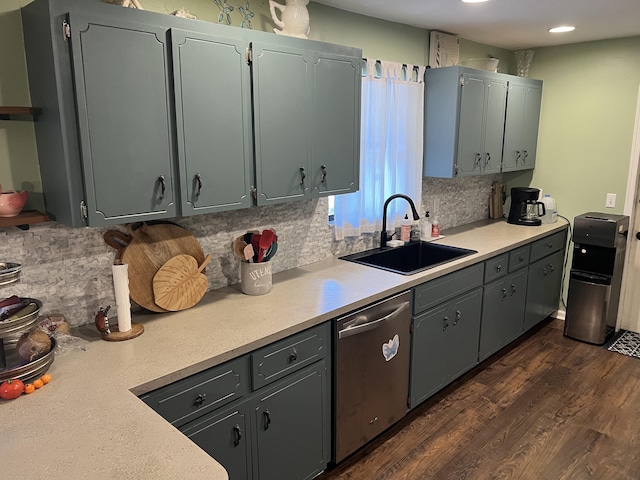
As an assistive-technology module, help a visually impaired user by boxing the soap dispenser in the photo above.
[420,211,432,241]
[400,213,411,244]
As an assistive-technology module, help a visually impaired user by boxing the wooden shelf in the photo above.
[0,107,42,121]
[0,210,49,230]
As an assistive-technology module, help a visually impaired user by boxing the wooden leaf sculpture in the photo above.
[153,254,212,311]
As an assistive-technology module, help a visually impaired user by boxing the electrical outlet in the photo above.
[606,193,616,208]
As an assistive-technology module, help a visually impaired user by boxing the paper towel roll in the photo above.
[112,263,132,332]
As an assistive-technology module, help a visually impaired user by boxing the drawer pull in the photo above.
[501,288,507,300]
[158,175,166,200]
[548,264,554,273]
[233,424,242,446]
[519,255,525,261]
[263,410,271,430]
[442,316,449,331]
[194,173,203,197]
[454,310,461,326]
[193,393,207,407]
[321,164,327,183]
[496,264,502,272]
[289,347,298,363]
[511,284,517,295]
[546,242,553,249]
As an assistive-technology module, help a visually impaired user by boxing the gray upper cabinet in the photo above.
[252,42,312,205]
[311,52,361,196]
[171,29,253,215]
[424,66,542,178]
[69,14,177,225]
[457,73,506,175]
[22,0,361,227]
[502,77,543,172]
[252,44,361,205]
[424,67,506,178]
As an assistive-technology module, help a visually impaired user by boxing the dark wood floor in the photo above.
[320,319,640,480]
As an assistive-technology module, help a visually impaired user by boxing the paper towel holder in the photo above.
[95,305,144,342]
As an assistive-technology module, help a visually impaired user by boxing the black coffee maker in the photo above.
[507,187,546,226]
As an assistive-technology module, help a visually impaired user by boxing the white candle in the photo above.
[112,263,132,332]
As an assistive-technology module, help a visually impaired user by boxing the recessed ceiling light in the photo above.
[461,0,489,3]
[548,25,576,33]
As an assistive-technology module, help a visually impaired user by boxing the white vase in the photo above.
[269,0,310,39]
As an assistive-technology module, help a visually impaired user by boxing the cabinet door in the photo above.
[457,74,486,176]
[503,268,528,344]
[522,83,542,169]
[311,52,361,196]
[180,404,252,480]
[253,362,329,480]
[503,79,542,172]
[69,14,176,225]
[448,288,482,379]
[171,29,253,215]
[252,42,311,205]
[482,78,506,173]
[411,303,450,407]
[480,270,527,361]
[410,288,482,408]
[527,249,565,331]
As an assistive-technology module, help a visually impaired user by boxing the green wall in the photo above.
[505,36,640,226]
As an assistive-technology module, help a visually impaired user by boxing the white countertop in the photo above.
[0,219,567,480]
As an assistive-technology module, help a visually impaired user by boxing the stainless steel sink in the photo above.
[340,241,477,275]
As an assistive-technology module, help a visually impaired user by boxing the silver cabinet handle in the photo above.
[289,347,298,363]
[442,316,449,331]
[511,284,517,295]
[515,150,522,164]
[484,152,491,167]
[299,167,306,186]
[501,288,507,299]
[454,310,461,326]
[321,164,327,183]
[523,150,529,163]
[338,301,409,339]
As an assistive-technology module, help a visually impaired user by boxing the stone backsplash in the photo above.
[1,175,499,326]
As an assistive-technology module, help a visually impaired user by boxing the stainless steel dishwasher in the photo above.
[334,290,411,463]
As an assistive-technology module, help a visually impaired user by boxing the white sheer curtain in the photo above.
[334,59,425,240]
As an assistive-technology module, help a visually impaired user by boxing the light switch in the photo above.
[606,193,616,208]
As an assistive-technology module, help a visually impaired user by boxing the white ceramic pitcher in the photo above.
[269,0,310,39]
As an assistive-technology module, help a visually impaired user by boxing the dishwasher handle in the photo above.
[338,301,409,340]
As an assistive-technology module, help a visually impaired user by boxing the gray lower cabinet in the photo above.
[479,268,528,361]
[252,364,329,480]
[181,402,253,480]
[410,263,484,408]
[22,0,361,227]
[524,249,565,332]
[410,287,482,407]
[140,322,331,480]
[181,363,329,480]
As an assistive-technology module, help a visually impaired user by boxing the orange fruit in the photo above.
[23,383,35,394]
[41,373,52,384]
[33,379,44,389]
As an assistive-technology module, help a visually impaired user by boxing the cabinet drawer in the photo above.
[484,254,508,283]
[251,322,330,390]
[413,263,485,315]
[530,230,567,263]
[141,356,249,427]
[509,245,530,272]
